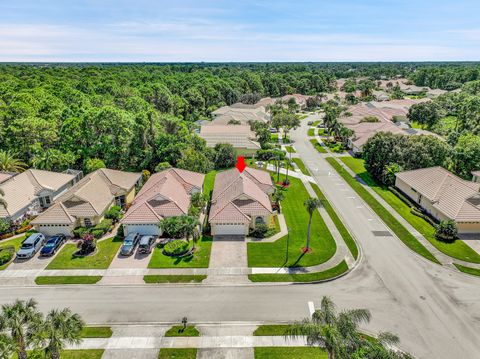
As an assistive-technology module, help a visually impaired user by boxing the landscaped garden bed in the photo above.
[165,325,200,337]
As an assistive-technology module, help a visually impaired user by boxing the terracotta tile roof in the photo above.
[32,168,140,225]
[396,167,480,222]
[199,124,261,150]
[0,169,77,218]
[209,168,273,224]
[122,168,204,224]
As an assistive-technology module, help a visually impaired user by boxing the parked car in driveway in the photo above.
[307,121,313,125]
[16,233,45,259]
[120,233,140,256]
[317,123,325,128]
[138,236,157,254]
[40,234,66,257]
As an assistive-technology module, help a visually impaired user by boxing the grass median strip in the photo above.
[80,326,113,338]
[325,157,439,264]
[159,348,197,359]
[248,260,348,282]
[292,158,310,176]
[165,325,200,337]
[253,324,293,336]
[311,183,358,259]
[307,128,315,136]
[309,139,327,153]
[254,347,327,359]
[454,263,480,277]
[35,276,102,285]
[143,275,207,283]
[341,157,480,264]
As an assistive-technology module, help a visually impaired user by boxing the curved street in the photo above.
[0,119,479,359]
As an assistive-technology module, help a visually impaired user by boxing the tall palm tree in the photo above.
[0,189,6,210]
[0,150,27,172]
[0,333,15,359]
[41,308,84,359]
[182,216,200,249]
[286,296,371,359]
[304,197,322,251]
[0,298,43,359]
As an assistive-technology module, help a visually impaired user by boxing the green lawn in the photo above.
[35,276,102,285]
[313,121,320,126]
[307,128,315,136]
[12,350,105,359]
[159,348,197,359]
[147,236,212,268]
[317,128,326,136]
[325,157,439,264]
[165,325,200,337]
[285,146,296,153]
[254,325,293,336]
[46,236,122,270]
[254,347,327,359]
[270,133,279,142]
[248,176,337,268]
[454,263,480,277]
[311,183,358,259]
[80,326,113,338]
[292,158,310,176]
[0,235,28,270]
[204,170,217,200]
[309,139,327,154]
[143,275,207,283]
[248,260,348,282]
[341,157,480,264]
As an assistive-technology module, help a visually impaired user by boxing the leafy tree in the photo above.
[213,143,236,169]
[40,308,84,359]
[303,197,321,251]
[155,162,172,172]
[453,133,480,179]
[84,158,106,173]
[190,192,207,210]
[407,102,440,129]
[0,299,43,359]
[435,220,458,242]
[0,150,27,172]
[358,79,376,98]
[31,149,76,171]
[0,218,10,235]
[105,205,122,221]
[177,148,213,174]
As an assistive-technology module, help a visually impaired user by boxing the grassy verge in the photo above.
[309,139,327,154]
[285,145,295,153]
[80,326,112,338]
[248,175,337,268]
[325,157,439,264]
[249,260,348,282]
[341,157,480,264]
[292,158,310,176]
[12,350,105,359]
[254,347,327,359]
[148,236,212,268]
[143,275,206,283]
[307,128,315,136]
[204,170,217,200]
[0,235,28,270]
[165,325,200,337]
[159,348,197,359]
[454,263,480,277]
[253,325,293,336]
[46,236,122,270]
[35,276,102,285]
[311,183,358,259]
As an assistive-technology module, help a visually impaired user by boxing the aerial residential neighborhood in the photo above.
[0,1,480,359]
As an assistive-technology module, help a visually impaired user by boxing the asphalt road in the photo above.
[0,118,479,359]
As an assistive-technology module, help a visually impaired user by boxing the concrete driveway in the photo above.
[205,236,248,284]
[7,249,57,271]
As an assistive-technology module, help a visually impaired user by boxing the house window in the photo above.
[84,218,92,228]
[255,217,265,225]
[116,195,126,207]
[45,197,51,205]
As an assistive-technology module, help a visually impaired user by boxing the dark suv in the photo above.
[40,234,66,257]
[138,236,157,254]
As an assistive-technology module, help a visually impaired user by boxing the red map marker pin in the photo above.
[235,156,246,173]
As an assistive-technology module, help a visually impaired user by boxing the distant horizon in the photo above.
[1,1,480,62]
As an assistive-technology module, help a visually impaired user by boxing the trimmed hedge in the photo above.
[163,240,190,256]
[0,246,14,265]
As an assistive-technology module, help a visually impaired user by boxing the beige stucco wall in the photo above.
[125,187,136,204]
[457,222,480,234]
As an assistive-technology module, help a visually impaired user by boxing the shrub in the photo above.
[76,234,96,256]
[73,227,88,239]
[14,225,33,235]
[0,219,11,235]
[435,220,458,242]
[91,229,105,239]
[249,223,269,238]
[163,240,190,256]
[0,246,14,265]
[105,206,122,221]
[117,225,124,238]
[360,116,380,123]
[93,219,113,234]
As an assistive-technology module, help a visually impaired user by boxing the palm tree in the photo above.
[0,189,6,210]
[182,216,200,248]
[0,299,43,359]
[304,197,322,251]
[0,333,15,359]
[41,308,84,359]
[286,296,371,359]
[0,150,27,172]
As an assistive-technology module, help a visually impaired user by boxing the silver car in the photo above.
[16,233,45,259]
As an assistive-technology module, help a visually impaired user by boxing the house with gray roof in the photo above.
[31,168,141,237]
[395,167,480,234]
[121,168,204,236]
[199,124,261,157]
[0,169,83,222]
[209,167,274,237]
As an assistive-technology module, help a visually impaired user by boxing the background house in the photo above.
[121,168,204,236]
[199,124,261,157]
[395,167,480,234]
[31,168,141,237]
[0,169,82,222]
[209,167,274,236]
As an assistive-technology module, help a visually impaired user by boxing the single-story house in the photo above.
[31,168,141,237]
[209,167,274,237]
[121,168,204,236]
[395,167,480,234]
[0,169,83,222]
[373,90,390,102]
[199,124,261,157]
[211,105,269,124]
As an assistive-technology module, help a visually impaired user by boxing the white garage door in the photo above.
[213,223,246,236]
[123,224,160,236]
[36,225,73,237]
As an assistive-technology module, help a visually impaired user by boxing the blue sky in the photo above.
[1,0,480,62]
